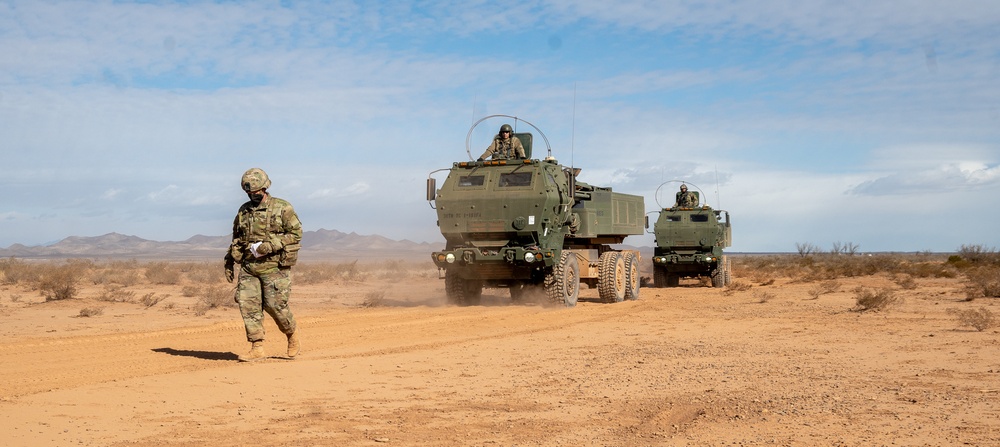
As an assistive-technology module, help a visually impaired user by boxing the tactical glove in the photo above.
[224,261,235,283]
[257,241,274,256]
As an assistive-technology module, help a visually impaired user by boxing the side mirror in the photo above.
[644,215,649,229]
[426,178,437,201]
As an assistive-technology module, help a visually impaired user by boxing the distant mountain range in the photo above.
[0,229,440,261]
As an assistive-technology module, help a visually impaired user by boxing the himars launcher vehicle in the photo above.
[646,182,733,288]
[426,115,645,307]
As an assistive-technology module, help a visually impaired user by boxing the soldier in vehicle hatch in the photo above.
[224,167,302,362]
[478,123,526,161]
[675,184,698,208]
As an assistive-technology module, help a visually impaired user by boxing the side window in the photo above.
[458,175,486,187]
[690,214,709,222]
[665,215,681,222]
[499,172,532,187]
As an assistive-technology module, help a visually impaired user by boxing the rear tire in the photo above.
[598,251,626,303]
[623,251,640,301]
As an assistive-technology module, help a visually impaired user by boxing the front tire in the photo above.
[445,270,483,305]
[545,251,580,307]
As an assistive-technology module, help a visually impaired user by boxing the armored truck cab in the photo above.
[427,116,644,307]
[648,187,733,287]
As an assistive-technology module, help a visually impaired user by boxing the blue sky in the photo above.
[2,0,998,252]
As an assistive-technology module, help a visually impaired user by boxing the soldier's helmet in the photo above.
[680,184,688,191]
[500,124,513,134]
[241,168,271,192]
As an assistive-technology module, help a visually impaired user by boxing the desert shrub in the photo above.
[722,280,752,296]
[892,274,918,290]
[295,260,368,284]
[97,284,136,303]
[193,284,236,316]
[735,253,963,283]
[185,263,222,284]
[962,266,1000,301]
[90,259,141,286]
[373,260,410,281]
[78,306,104,317]
[807,280,841,300]
[946,307,997,332]
[38,262,85,301]
[851,287,901,312]
[0,257,39,285]
[361,289,387,307]
[140,292,167,308]
[908,262,958,278]
[294,263,337,285]
[181,285,200,297]
[145,262,181,285]
[754,290,775,303]
[957,244,999,265]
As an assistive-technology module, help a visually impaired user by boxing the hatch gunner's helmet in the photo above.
[241,168,271,192]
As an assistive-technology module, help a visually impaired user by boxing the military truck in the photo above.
[426,115,645,307]
[647,181,732,288]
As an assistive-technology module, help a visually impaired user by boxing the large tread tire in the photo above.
[666,274,680,288]
[445,270,483,306]
[598,251,626,303]
[653,265,667,288]
[623,251,640,301]
[711,267,725,288]
[723,256,732,286]
[545,252,580,307]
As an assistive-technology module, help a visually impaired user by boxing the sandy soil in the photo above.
[1,268,998,446]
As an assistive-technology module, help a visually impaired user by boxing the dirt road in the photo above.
[1,274,998,446]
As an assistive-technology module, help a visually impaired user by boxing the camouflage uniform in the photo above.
[479,133,526,160]
[675,188,698,208]
[225,191,302,343]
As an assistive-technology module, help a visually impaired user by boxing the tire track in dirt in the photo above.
[0,298,650,399]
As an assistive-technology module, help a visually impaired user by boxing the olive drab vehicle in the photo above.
[426,115,645,307]
[646,181,733,288]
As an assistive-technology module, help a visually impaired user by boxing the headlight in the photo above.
[525,252,536,263]
[445,253,456,263]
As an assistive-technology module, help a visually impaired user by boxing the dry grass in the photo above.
[77,306,104,317]
[962,266,1000,300]
[97,285,136,303]
[946,307,997,332]
[722,280,752,296]
[193,284,235,316]
[360,289,388,307]
[851,287,901,313]
[754,290,775,303]
[806,280,841,300]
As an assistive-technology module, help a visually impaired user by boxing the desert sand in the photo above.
[1,261,998,447]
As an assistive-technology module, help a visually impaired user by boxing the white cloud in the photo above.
[307,182,372,199]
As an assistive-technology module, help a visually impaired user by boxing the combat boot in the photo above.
[286,332,300,358]
[238,341,266,362]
